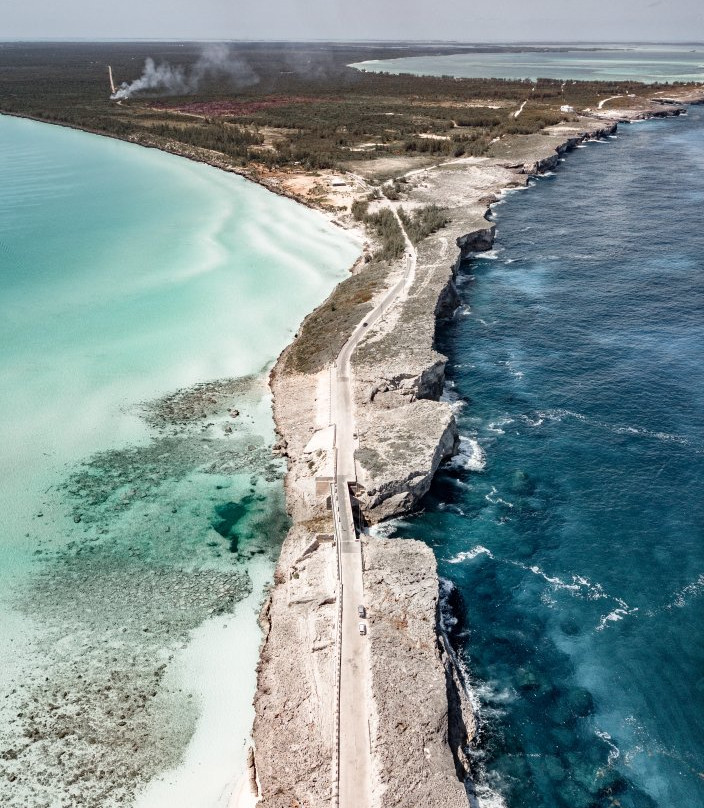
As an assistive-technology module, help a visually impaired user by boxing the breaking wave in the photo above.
[445,435,486,472]
[484,486,514,509]
[440,381,466,416]
[486,416,514,435]
[448,545,494,564]
[367,518,406,539]
[665,573,704,610]
[447,542,638,631]
[523,409,696,449]
[595,729,621,766]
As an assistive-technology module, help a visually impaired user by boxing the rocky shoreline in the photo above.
[6,86,701,806]
[250,88,704,805]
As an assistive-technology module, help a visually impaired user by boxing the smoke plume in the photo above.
[111,45,259,100]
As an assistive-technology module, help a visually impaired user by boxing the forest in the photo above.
[0,41,678,173]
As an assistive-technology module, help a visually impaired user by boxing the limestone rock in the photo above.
[355,401,458,523]
[363,537,473,808]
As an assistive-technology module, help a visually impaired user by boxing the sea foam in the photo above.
[445,435,487,472]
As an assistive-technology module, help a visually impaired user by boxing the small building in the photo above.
[560,105,575,113]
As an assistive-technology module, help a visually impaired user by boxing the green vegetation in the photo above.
[284,259,393,374]
[382,181,402,200]
[0,41,678,176]
[501,106,566,135]
[147,120,264,160]
[350,199,369,220]
[363,209,406,261]
[351,200,406,261]
[398,205,450,244]
[355,446,386,478]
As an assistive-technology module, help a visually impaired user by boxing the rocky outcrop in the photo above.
[516,122,619,175]
[364,538,473,807]
[417,356,450,399]
[435,276,461,321]
[252,523,339,808]
[590,104,685,123]
[355,401,458,522]
[456,223,496,259]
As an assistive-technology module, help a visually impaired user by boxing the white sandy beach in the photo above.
[133,557,271,808]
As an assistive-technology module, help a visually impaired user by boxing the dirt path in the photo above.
[598,94,633,109]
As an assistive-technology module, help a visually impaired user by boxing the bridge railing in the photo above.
[330,454,344,807]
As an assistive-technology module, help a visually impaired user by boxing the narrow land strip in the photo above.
[252,85,704,808]
[331,201,418,806]
[1,45,703,806]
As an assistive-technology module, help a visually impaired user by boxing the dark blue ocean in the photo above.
[395,106,704,807]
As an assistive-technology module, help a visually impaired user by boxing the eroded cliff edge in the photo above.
[350,119,625,523]
[251,93,704,807]
[364,538,475,806]
[252,355,474,806]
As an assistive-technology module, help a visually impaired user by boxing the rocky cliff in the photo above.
[350,110,686,523]
[351,162,513,523]
[250,358,471,807]
[251,93,704,808]
[364,538,473,807]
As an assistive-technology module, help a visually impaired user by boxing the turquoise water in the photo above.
[0,114,359,805]
[393,107,704,806]
[351,44,704,83]
[0,114,358,562]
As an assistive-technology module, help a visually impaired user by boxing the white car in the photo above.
[358,622,367,636]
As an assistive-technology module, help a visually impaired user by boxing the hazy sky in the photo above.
[1,0,702,42]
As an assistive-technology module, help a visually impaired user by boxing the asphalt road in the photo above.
[332,205,416,808]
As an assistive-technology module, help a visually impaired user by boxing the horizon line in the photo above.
[2,38,704,45]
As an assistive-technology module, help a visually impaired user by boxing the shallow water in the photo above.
[0,115,359,805]
[351,43,704,83]
[394,107,704,806]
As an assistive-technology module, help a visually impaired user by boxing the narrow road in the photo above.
[332,203,416,808]
[598,95,623,109]
[597,93,634,109]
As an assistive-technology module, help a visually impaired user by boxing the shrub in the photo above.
[351,199,369,220]
[398,205,450,244]
[363,208,405,261]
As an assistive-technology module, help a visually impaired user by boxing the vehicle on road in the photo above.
[358,605,366,618]
[358,622,367,635]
